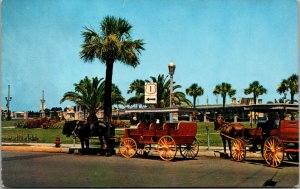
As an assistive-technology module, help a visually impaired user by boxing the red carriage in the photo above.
[118,108,199,161]
[229,104,299,168]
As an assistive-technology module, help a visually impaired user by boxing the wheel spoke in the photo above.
[179,139,199,159]
[263,136,284,167]
[157,136,177,161]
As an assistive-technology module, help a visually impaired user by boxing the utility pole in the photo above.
[5,83,12,120]
[40,90,46,118]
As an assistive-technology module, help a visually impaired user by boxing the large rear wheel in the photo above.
[179,138,199,159]
[119,138,137,158]
[263,136,284,168]
[231,138,246,162]
[157,135,177,161]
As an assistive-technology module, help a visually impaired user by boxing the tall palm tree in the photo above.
[80,16,145,123]
[60,76,105,122]
[244,81,267,104]
[213,82,236,110]
[185,83,204,108]
[146,74,191,108]
[127,79,145,107]
[277,74,299,104]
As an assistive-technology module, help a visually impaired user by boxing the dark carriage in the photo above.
[119,108,199,161]
[230,104,299,168]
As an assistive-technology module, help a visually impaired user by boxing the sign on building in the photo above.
[144,82,157,104]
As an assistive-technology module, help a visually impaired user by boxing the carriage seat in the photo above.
[143,123,161,137]
[128,122,150,136]
[170,122,197,137]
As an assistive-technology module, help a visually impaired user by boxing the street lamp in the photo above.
[168,62,176,123]
[40,90,46,118]
[5,83,12,120]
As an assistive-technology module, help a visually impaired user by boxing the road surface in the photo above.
[2,151,299,188]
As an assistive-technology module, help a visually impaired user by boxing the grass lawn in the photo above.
[2,120,255,146]
[1,119,22,127]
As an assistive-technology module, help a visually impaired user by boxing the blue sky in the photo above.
[2,0,299,111]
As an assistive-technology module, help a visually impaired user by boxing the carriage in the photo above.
[118,108,199,161]
[229,104,299,168]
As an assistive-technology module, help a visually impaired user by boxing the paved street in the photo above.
[2,151,299,188]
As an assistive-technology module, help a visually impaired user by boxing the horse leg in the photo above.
[85,137,89,154]
[80,137,85,155]
[98,136,105,156]
[222,136,227,155]
[105,136,111,156]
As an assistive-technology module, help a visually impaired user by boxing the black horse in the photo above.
[62,120,115,155]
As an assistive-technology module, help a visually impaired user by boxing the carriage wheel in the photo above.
[119,138,137,158]
[231,138,246,162]
[157,136,177,161]
[136,144,151,157]
[179,138,199,159]
[287,153,299,162]
[263,136,284,168]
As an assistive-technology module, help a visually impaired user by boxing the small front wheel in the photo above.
[157,135,177,161]
[119,138,137,158]
[231,138,246,162]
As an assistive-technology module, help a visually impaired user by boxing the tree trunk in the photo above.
[193,96,196,109]
[104,61,114,123]
[222,95,226,112]
[291,93,294,104]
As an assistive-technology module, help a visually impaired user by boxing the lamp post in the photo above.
[41,90,46,118]
[5,83,12,120]
[168,62,176,123]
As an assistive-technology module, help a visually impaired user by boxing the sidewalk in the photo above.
[1,142,262,158]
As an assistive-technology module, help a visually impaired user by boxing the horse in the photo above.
[214,116,245,158]
[62,120,115,155]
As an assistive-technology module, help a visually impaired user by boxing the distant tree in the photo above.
[80,16,145,123]
[185,83,204,108]
[277,74,299,104]
[51,107,63,111]
[146,74,191,108]
[244,81,267,104]
[60,76,105,122]
[127,79,145,107]
[111,84,126,107]
[213,82,236,111]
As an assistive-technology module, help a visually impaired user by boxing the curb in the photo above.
[2,145,69,153]
[1,143,262,158]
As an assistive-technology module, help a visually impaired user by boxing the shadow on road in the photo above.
[240,158,299,168]
[3,153,56,162]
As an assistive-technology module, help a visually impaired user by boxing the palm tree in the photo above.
[80,16,145,123]
[146,74,191,108]
[127,79,145,107]
[277,74,299,104]
[111,84,126,107]
[244,81,267,104]
[213,82,236,110]
[185,83,204,108]
[60,76,105,122]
